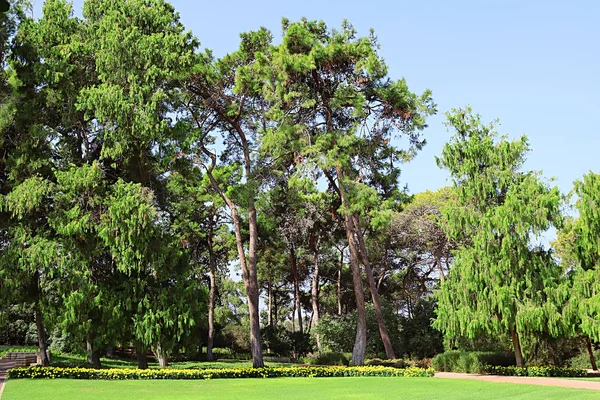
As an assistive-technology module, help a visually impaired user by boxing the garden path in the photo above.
[0,359,16,399]
[435,371,600,390]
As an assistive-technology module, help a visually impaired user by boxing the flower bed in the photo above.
[7,365,434,380]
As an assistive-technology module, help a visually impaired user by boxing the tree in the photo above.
[433,108,563,367]
[553,173,600,370]
[261,19,435,364]
[182,28,274,367]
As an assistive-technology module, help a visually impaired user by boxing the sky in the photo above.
[34,0,600,197]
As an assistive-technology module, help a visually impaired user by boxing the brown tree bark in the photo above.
[86,338,102,369]
[267,280,273,327]
[136,344,148,369]
[290,246,303,333]
[511,329,524,367]
[311,236,321,349]
[202,165,264,368]
[334,167,367,366]
[586,337,598,371]
[206,222,217,361]
[353,214,396,360]
[337,247,344,316]
[436,256,445,283]
[33,270,50,367]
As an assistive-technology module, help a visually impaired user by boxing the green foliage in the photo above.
[483,365,587,378]
[434,108,564,355]
[7,365,434,380]
[300,352,351,366]
[432,351,515,373]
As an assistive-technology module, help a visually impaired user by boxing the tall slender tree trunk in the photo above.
[352,215,396,360]
[267,280,273,327]
[311,237,321,349]
[136,343,148,369]
[207,222,217,361]
[586,337,598,371]
[338,247,343,316]
[154,341,168,368]
[336,167,367,366]
[511,329,524,367]
[231,206,264,367]
[273,287,278,323]
[86,337,102,369]
[290,246,303,333]
[246,197,264,367]
[33,270,50,367]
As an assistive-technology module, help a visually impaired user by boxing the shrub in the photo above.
[484,365,587,378]
[7,365,435,380]
[300,352,351,366]
[432,351,515,373]
[365,358,407,368]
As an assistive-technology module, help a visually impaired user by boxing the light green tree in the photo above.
[434,108,563,367]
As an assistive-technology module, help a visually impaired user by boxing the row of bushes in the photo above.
[432,351,516,373]
[7,365,435,380]
[483,365,587,377]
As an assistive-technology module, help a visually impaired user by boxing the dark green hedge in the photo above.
[432,351,515,373]
[484,365,587,377]
[7,365,434,380]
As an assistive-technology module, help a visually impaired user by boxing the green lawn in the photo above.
[3,377,600,400]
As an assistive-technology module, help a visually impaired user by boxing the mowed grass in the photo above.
[3,377,600,400]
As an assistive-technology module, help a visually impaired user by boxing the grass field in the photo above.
[3,377,600,400]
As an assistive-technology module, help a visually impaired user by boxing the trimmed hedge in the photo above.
[484,365,587,378]
[432,351,515,373]
[7,365,434,380]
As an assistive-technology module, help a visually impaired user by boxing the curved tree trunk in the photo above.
[334,167,367,365]
[207,223,217,361]
[353,215,396,360]
[33,270,50,367]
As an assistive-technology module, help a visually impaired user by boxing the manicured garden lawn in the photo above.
[4,377,600,400]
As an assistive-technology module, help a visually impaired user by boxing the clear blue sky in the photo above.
[36,0,600,196]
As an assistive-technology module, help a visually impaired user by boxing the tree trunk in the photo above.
[86,338,102,369]
[337,248,343,316]
[586,337,598,371]
[353,215,396,360]
[202,156,263,368]
[436,256,445,283]
[154,342,168,367]
[136,344,148,369]
[334,168,367,366]
[290,246,303,333]
[511,329,524,367]
[33,271,50,367]
[207,226,217,361]
[311,238,321,350]
[273,287,278,324]
[246,201,265,368]
[268,280,273,327]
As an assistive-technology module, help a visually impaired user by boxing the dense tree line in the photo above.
[1,0,599,370]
